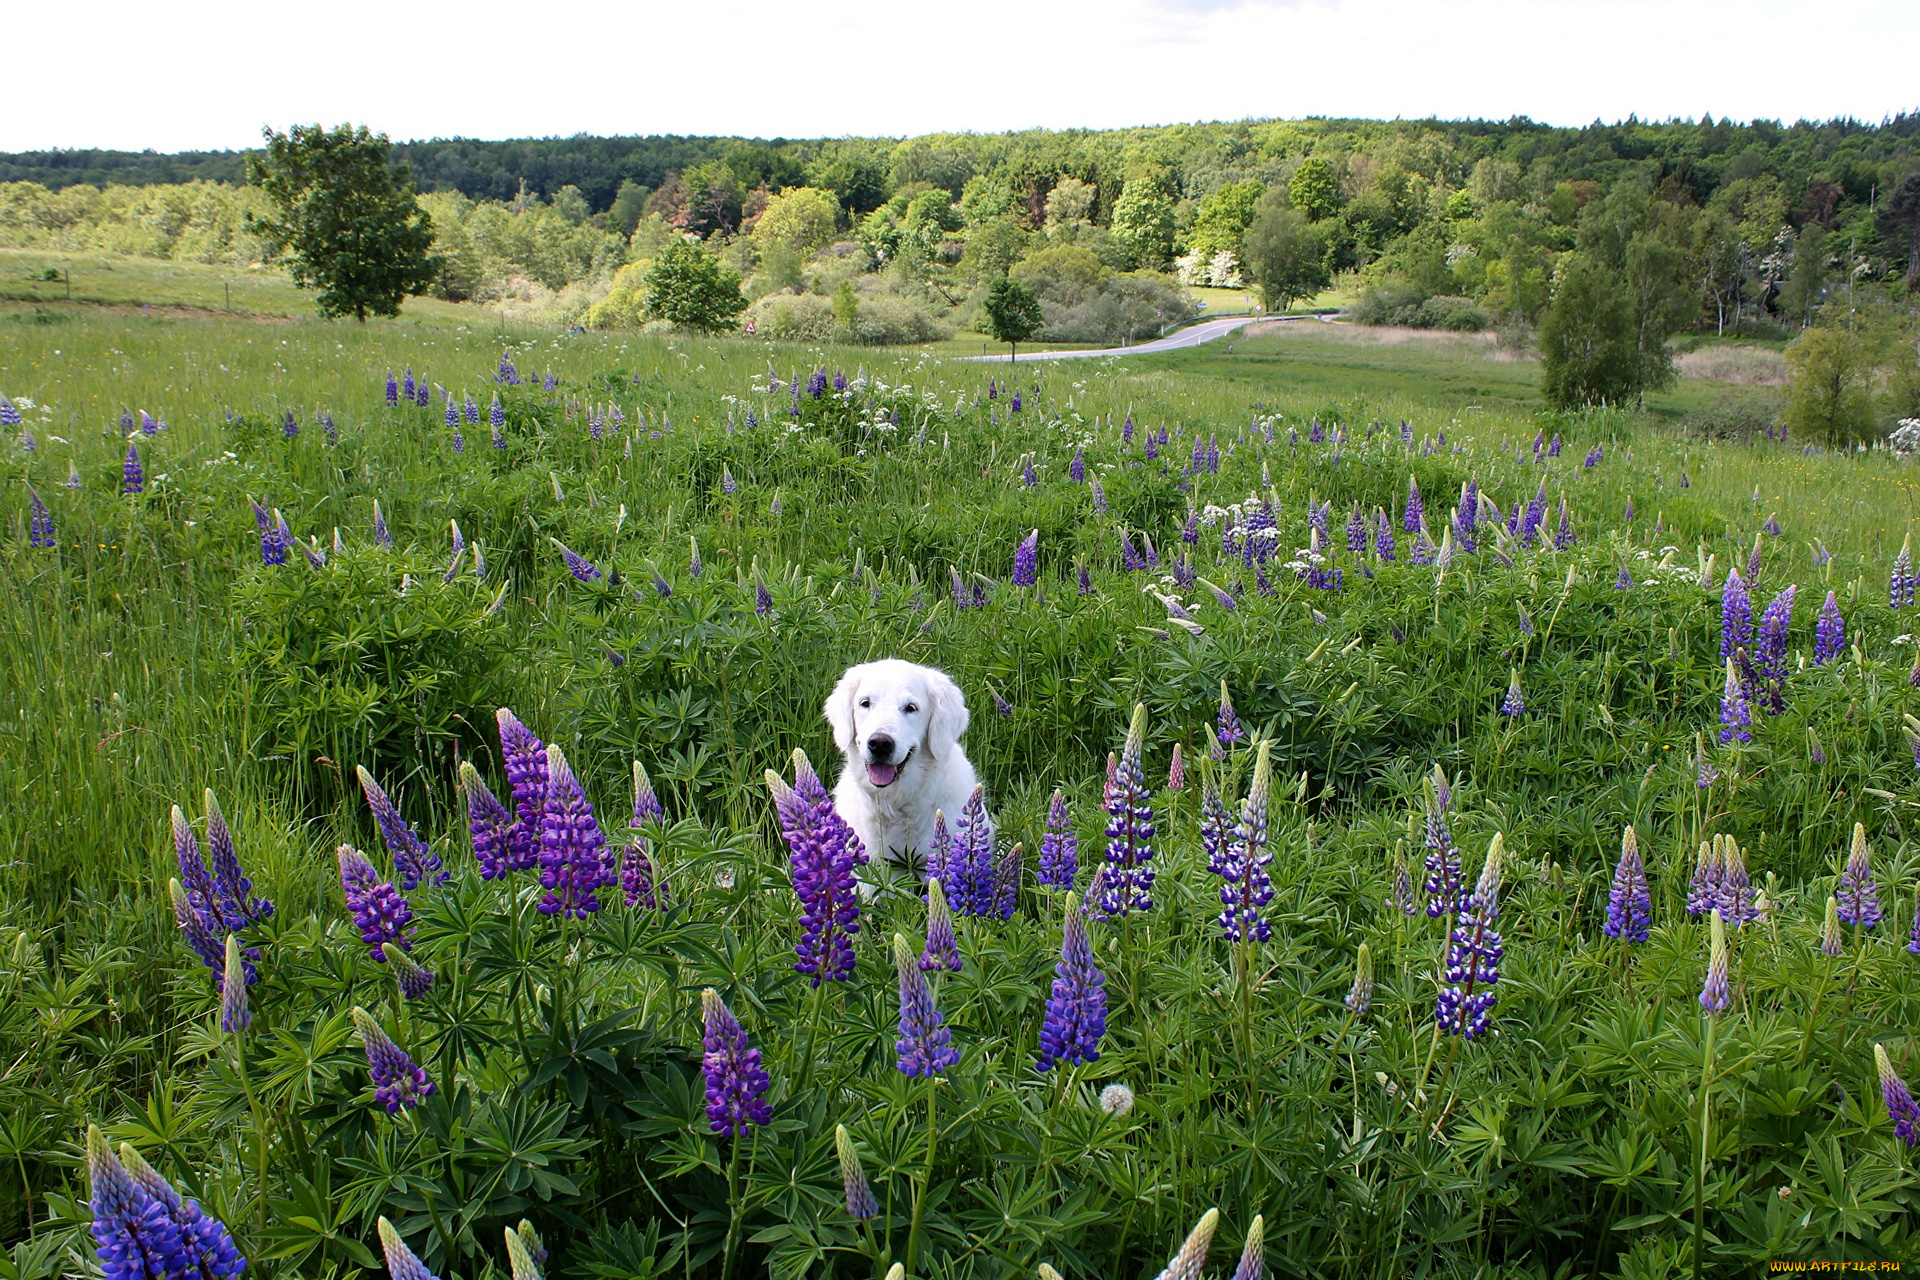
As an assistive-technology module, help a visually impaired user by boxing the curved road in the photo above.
[962,313,1322,362]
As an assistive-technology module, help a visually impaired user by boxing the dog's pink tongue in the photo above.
[867,761,900,788]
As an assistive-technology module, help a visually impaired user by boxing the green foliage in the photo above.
[1287,155,1343,221]
[246,124,440,322]
[1108,179,1176,270]
[1186,180,1264,260]
[643,241,747,333]
[1240,193,1330,312]
[1783,323,1879,444]
[1539,252,1642,408]
[607,179,651,238]
[982,276,1042,352]
[751,187,840,256]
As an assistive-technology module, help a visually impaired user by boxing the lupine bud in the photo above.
[1344,943,1374,1017]
[1837,822,1882,927]
[352,1007,434,1112]
[921,878,962,972]
[1876,1044,1920,1146]
[894,933,959,1077]
[1821,896,1843,956]
[382,943,435,999]
[380,1218,437,1280]
[1699,910,1731,1013]
[1155,1208,1220,1280]
[835,1124,878,1220]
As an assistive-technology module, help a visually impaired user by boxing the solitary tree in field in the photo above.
[984,276,1043,362]
[247,124,439,322]
[1241,195,1329,314]
[642,241,747,333]
[1538,253,1640,408]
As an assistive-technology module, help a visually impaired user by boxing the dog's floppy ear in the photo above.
[825,665,866,754]
[924,669,970,761]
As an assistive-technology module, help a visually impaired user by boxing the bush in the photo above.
[1350,283,1490,331]
[744,289,947,346]
[1682,391,1786,441]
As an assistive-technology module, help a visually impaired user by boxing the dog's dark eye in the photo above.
[903,703,918,715]
[859,698,871,709]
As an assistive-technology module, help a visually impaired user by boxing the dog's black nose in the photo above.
[867,733,895,762]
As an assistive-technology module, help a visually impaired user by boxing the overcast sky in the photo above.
[7,0,1916,152]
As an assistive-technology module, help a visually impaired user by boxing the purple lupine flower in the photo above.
[1603,826,1651,944]
[497,351,521,386]
[1892,535,1915,608]
[459,762,515,880]
[444,394,459,433]
[1374,508,1397,562]
[1763,514,1782,537]
[219,936,250,1033]
[1038,789,1078,889]
[202,790,272,931]
[85,1126,197,1280]
[1813,590,1845,665]
[1181,509,1200,546]
[620,759,665,909]
[1036,895,1106,1071]
[1403,475,1423,533]
[1070,446,1085,483]
[26,486,55,548]
[352,1007,434,1113]
[1013,528,1038,587]
[1615,565,1632,590]
[767,750,866,985]
[1216,740,1274,943]
[1095,704,1156,918]
[122,441,143,494]
[1909,884,1920,954]
[338,844,413,960]
[1422,774,1462,919]
[1200,777,1235,880]
[416,381,430,407]
[538,744,612,918]
[992,840,1021,919]
[1346,506,1367,554]
[920,877,962,972]
[169,878,227,983]
[1718,838,1756,925]
[1168,742,1186,792]
[942,785,997,917]
[1686,839,1720,918]
[1720,570,1753,664]
[754,569,774,614]
[835,1125,878,1221]
[552,538,604,582]
[382,944,434,999]
[700,988,772,1136]
[1022,456,1038,488]
[1698,910,1731,1014]
[1554,496,1574,549]
[1436,836,1504,1039]
[496,708,548,874]
[65,460,82,490]
[402,369,416,400]
[1838,822,1882,928]
[1499,669,1525,718]
[111,1136,246,1280]
[1388,852,1417,915]
[1217,680,1244,747]
[1753,585,1795,713]
[378,1219,435,1280]
[1091,479,1107,512]
[1077,562,1092,595]
[1746,535,1763,583]
[1876,1045,1920,1146]
[688,537,703,578]
[894,933,960,1077]
[462,393,479,426]
[543,369,556,391]
[372,499,391,549]
[318,410,336,446]
[0,395,16,431]
[280,409,298,441]
[1119,528,1148,571]
[1718,659,1751,744]
[386,372,399,405]
[1345,944,1374,1018]
[356,766,444,890]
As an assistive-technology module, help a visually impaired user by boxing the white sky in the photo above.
[5,0,1916,152]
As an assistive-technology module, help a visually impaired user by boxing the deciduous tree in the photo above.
[983,276,1043,361]
[643,240,746,332]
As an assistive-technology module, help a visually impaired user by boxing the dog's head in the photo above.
[825,659,970,791]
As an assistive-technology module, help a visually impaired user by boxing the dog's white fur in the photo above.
[826,659,988,876]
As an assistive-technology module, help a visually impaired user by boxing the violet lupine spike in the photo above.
[169,878,226,982]
[1403,475,1423,533]
[1070,446,1085,483]
[459,762,514,880]
[172,804,218,922]
[1388,851,1417,914]
[1344,944,1374,1018]
[538,744,613,919]
[1216,680,1244,747]
[122,441,143,495]
[1754,586,1795,714]
[1603,826,1652,944]
[203,790,273,929]
[835,1125,878,1221]
[927,809,953,885]
[1698,910,1731,1014]
[1499,669,1525,718]
[1422,778,1463,920]
[352,1007,434,1113]
[1877,1045,1920,1146]
[1216,739,1274,943]
[1374,508,1397,562]
[893,933,960,1078]
[356,766,444,890]
[1813,590,1845,666]
[1168,742,1186,791]
[373,499,391,548]
[1837,822,1882,928]
[1718,837,1756,925]
[385,372,399,405]
[551,537,604,583]
[338,844,413,960]
[382,943,434,999]
[622,760,664,909]
[86,1126,199,1280]
[495,709,548,873]
[1155,1208,1220,1280]
[1720,569,1752,661]
[1201,778,1234,877]
[947,785,997,918]
[920,877,962,972]
[1436,834,1505,1039]
[766,750,866,986]
[991,840,1021,919]
[379,1219,437,1280]
[1718,659,1751,745]
[1892,535,1916,609]
[1036,894,1107,1071]
[1231,1216,1265,1280]
[699,988,772,1137]
[27,486,54,548]
[1012,528,1038,587]
[1038,789,1078,889]
[1096,704,1156,919]
[689,536,703,578]
[1910,884,1920,955]
[219,936,250,1033]
[1686,840,1720,918]
[1554,496,1574,549]
[114,1140,245,1280]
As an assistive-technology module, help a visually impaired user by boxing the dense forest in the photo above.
[4,114,1919,422]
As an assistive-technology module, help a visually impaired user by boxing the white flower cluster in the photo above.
[1890,419,1920,456]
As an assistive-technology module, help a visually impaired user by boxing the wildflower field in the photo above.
[4,308,1920,1280]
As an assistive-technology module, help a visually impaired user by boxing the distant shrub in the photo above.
[1683,391,1785,441]
[745,288,947,345]
[1351,283,1490,331]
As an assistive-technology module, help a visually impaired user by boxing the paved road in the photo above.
[962,313,1313,362]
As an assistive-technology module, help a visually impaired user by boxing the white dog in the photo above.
[825,658,989,877]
